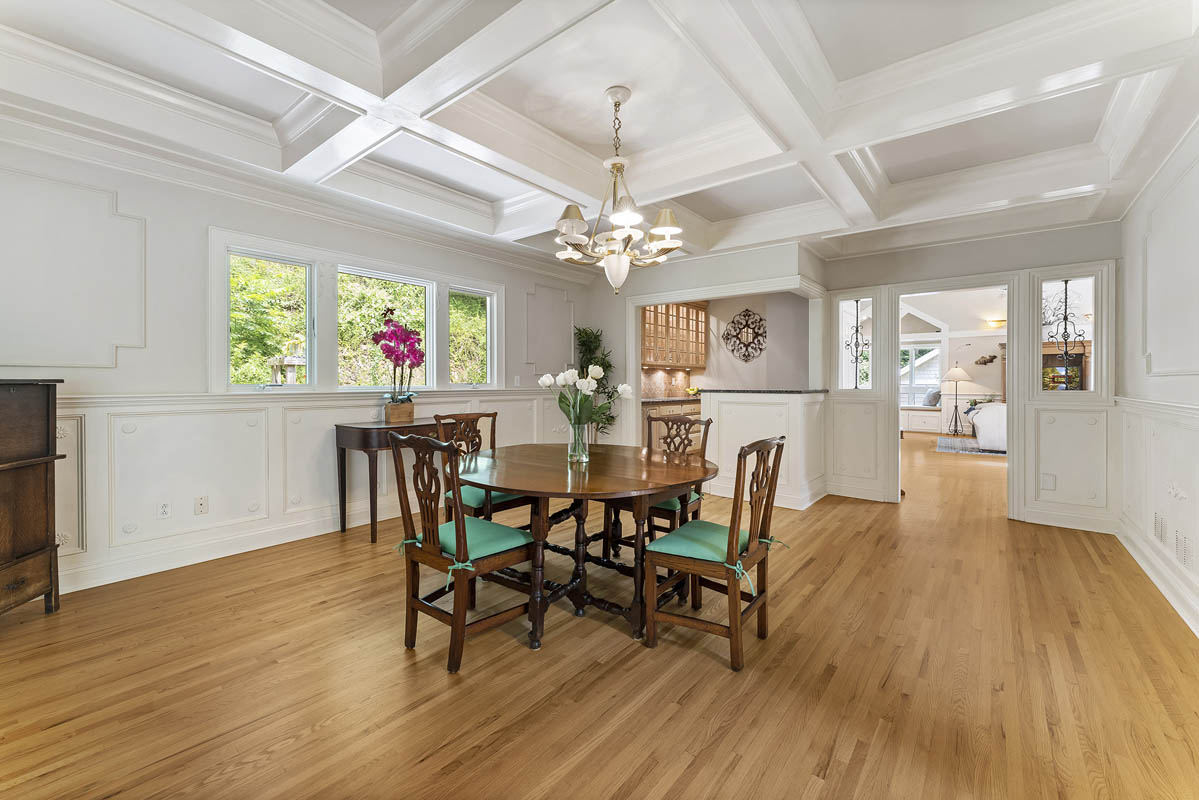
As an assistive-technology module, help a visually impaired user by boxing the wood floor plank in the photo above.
[1,433,1198,798]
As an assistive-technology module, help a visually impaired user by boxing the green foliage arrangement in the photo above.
[574,326,618,435]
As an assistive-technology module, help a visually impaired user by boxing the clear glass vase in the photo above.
[568,423,590,463]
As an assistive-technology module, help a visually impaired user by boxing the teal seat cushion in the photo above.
[448,486,525,509]
[437,517,533,560]
[653,490,702,512]
[645,519,749,563]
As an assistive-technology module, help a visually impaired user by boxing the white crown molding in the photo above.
[273,94,335,146]
[250,0,381,70]
[1097,69,1178,178]
[628,116,782,202]
[377,0,476,79]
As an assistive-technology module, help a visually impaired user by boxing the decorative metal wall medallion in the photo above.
[723,309,767,363]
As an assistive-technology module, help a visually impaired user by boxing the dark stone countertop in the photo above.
[697,388,829,394]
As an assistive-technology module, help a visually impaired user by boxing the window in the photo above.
[228,253,311,386]
[899,345,941,406]
[838,297,872,389]
[337,269,430,388]
[448,288,491,385]
[1040,276,1095,391]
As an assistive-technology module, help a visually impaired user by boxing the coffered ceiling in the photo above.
[1,0,1196,274]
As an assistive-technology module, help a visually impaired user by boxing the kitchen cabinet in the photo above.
[641,302,707,369]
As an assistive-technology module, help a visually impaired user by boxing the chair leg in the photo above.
[447,571,470,673]
[690,573,702,610]
[757,555,768,640]
[643,557,658,648]
[468,576,477,610]
[445,503,454,525]
[404,556,420,649]
[726,570,744,672]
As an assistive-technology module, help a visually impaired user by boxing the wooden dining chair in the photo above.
[389,431,534,674]
[602,414,713,558]
[642,435,785,671]
[435,412,534,523]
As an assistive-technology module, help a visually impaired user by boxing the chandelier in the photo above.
[554,86,683,294]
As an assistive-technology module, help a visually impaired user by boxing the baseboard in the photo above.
[1118,520,1199,639]
[706,475,827,511]
[825,481,891,502]
[59,499,401,594]
[1021,506,1119,535]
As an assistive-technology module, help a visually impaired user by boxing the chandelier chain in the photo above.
[612,100,622,157]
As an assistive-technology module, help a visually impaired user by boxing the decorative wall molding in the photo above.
[54,414,86,555]
[0,165,146,368]
[524,284,576,375]
[1142,150,1199,376]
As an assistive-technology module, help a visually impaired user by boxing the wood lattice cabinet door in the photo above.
[640,302,707,369]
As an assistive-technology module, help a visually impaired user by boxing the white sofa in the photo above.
[969,402,1006,452]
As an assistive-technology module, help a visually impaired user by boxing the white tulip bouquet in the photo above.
[538,365,632,462]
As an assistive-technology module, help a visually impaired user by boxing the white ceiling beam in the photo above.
[1096,69,1178,178]
[824,1,1194,152]
[0,26,281,169]
[110,0,387,113]
[708,201,847,252]
[876,144,1110,229]
[321,159,495,235]
[491,192,565,241]
[650,0,879,227]
[381,0,614,118]
[823,195,1108,259]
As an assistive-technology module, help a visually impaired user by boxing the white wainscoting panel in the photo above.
[525,284,575,375]
[110,408,270,545]
[1117,397,1199,637]
[701,392,826,510]
[54,415,85,555]
[1034,408,1107,508]
[0,167,145,367]
[1144,157,1199,376]
[55,390,551,594]
[284,405,389,517]
[831,401,879,481]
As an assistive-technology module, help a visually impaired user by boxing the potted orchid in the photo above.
[538,365,632,463]
[371,307,425,424]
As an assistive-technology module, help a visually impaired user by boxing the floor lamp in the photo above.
[942,364,971,435]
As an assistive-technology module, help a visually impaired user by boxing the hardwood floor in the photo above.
[2,434,1197,798]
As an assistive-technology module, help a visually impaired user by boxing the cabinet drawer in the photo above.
[0,549,51,614]
[906,412,941,432]
[680,402,701,415]
[0,384,52,461]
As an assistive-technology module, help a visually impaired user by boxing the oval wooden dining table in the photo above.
[457,443,718,650]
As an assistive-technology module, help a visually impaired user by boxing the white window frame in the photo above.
[335,265,436,392]
[443,283,499,389]
[209,230,319,393]
[208,228,506,394]
[1029,260,1113,405]
[898,341,941,406]
[829,290,881,394]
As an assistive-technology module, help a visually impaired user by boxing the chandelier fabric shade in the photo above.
[553,86,683,293]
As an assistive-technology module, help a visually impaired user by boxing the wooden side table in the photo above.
[334,419,439,542]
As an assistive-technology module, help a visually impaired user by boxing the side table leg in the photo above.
[366,449,379,544]
[336,445,348,533]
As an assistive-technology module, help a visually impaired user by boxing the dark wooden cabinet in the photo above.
[0,379,64,617]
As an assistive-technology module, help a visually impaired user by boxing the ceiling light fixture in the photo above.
[553,86,682,294]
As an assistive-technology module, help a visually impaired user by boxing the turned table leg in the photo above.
[528,496,549,650]
[629,495,650,639]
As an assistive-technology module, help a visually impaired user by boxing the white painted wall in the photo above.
[692,292,809,391]
[1116,116,1199,636]
[0,140,588,592]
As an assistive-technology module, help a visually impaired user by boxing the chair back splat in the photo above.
[389,432,469,560]
[645,414,713,457]
[727,436,786,566]
[435,412,497,455]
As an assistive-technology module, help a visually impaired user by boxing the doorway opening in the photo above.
[898,284,1008,502]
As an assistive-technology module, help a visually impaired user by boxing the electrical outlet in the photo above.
[1039,473,1057,491]
[513,375,520,387]
[194,495,209,515]
[156,502,171,519]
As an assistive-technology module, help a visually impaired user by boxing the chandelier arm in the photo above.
[566,239,604,260]
[587,172,614,248]
[616,170,637,207]
[564,256,600,266]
